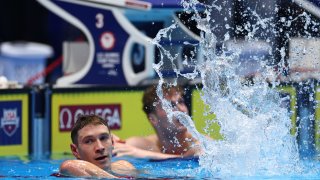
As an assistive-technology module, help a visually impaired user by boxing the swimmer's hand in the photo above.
[112,134,126,143]
[113,142,146,158]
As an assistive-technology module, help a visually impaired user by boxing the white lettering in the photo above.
[59,105,121,130]
[108,109,121,126]
[95,108,102,117]
[95,13,104,29]
[59,108,72,129]
[102,108,111,120]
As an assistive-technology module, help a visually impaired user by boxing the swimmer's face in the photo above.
[153,92,189,133]
[71,124,113,170]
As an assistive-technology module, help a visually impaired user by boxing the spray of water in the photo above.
[149,0,318,177]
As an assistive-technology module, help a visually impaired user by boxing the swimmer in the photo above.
[59,114,136,178]
[113,84,202,160]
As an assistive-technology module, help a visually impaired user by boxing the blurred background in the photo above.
[0,0,320,160]
[0,0,319,86]
[0,0,83,85]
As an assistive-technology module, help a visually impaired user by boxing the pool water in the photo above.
[1,156,320,179]
[0,156,200,179]
[0,157,61,179]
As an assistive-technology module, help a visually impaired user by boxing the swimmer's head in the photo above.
[71,114,110,145]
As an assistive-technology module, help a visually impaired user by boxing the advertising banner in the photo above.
[59,104,121,131]
[0,94,29,156]
[50,89,154,154]
[0,101,22,145]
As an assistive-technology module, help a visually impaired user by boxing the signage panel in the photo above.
[0,101,22,145]
[0,94,29,156]
[51,90,154,154]
[59,104,121,131]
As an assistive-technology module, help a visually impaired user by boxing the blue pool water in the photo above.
[1,156,320,179]
[0,156,200,179]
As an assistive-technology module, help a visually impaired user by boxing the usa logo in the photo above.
[100,32,115,50]
[1,109,20,137]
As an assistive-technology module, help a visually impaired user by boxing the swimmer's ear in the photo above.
[70,143,80,159]
[148,114,158,126]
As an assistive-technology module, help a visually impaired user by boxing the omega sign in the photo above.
[59,104,121,131]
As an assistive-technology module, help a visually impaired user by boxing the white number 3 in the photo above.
[96,13,104,29]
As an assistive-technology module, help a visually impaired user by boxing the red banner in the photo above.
[59,104,121,131]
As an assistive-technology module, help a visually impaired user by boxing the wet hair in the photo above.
[142,84,184,115]
[71,114,110,145]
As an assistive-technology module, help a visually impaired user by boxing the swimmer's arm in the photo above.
[111,160,138,177]
[114,141,181,160]
[137,149,182,160]
[59,160,117,178]
[183,135,206,157]
[183,145,202,157]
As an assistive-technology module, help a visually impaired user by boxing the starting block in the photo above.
[37,0,203,86]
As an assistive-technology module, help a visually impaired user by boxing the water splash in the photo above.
[197,56,300,176]
[149,0,316,177]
